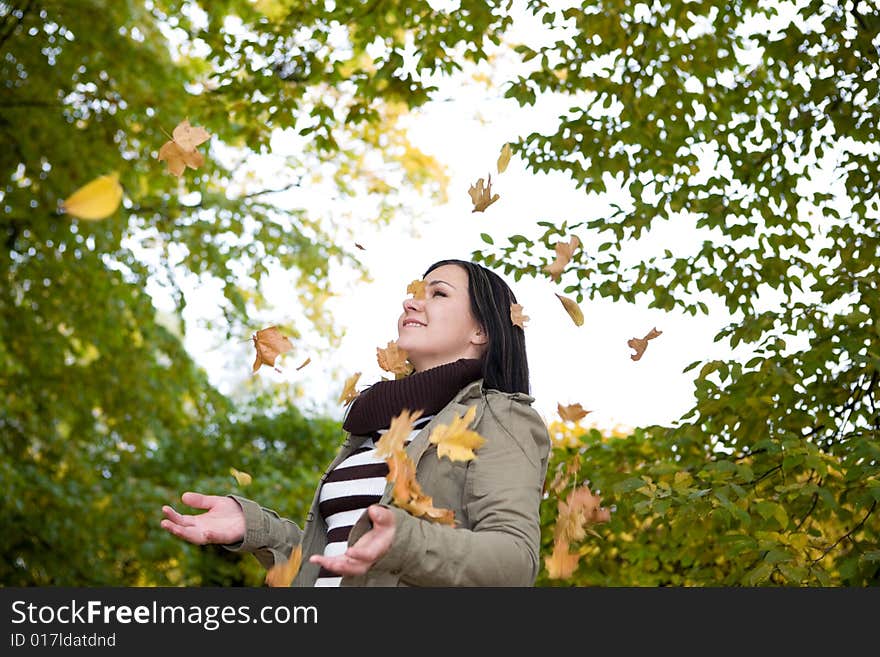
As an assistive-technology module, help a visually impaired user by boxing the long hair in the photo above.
[423,259,530,395]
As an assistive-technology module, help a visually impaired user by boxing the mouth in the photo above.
[402,320,426,328]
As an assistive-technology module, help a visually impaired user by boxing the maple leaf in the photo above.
[229,467,252,487]
[555,293,584,327]
[555,485,610,545]
[545,540,580,579]
[510,303,529,329]
[468,173,500,212]
[60,172,123,221]
[338,372,361,406]
[544,236,580,282]
[410,496,456,526]
[384,436,456,526]
[497,143,512,173]
[428,405,486,462]
[377,340,414,378]
[295,357,311,371]
[157,119,211,177]
[406,279,426,300]
[628,327,662,361]
[375,409,423,458]
[251,326,293,373]
[557,402,590,423]
[265,544,302,587]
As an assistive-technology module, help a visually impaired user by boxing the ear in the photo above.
[472,327,488,346]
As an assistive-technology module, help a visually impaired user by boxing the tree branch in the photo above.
[811,500,877,566]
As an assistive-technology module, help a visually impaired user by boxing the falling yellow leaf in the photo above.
[557,402,590,423]
[406,279,426,300]
[338,372,361,406]
[230,467,252,487]
[555,293,584,327]
[510,303,529,329]
[265,544,303,587]
[468,173,500,212]
[497,143,512,173]
[60,172,123,221]
[386,448,455,526]
[544,236,580,282]
[251,326,293,373]
[157,119,211,177]
[628,327,663,361]
[377,340,413,378]
[428,405,486,462]
[375,409,424,458]
[295,357,311,371]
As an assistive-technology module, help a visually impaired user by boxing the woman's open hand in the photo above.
[160,491,246,546]
[308,505,395,576]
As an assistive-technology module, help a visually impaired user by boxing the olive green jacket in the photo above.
[222,378,551,587]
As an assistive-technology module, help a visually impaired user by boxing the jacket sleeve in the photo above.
[372,394,551,586]
[219,495,303,571]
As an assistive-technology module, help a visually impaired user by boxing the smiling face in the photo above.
[396,264,488,372]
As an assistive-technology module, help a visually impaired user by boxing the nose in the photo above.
[402,296,423,312]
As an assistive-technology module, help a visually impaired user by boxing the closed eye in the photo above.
[432,290,447,297]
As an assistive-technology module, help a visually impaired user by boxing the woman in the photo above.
[160,259,551,586]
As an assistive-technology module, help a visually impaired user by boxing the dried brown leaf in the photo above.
[251,326,294,373]
[510,303,529,329]
[468,173,500,212]
[628,327,663,361]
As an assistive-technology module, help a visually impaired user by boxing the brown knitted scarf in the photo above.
[341,357,484,435]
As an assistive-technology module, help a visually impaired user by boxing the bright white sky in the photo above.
[143,1,820,433]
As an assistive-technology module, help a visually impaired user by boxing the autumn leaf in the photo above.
[355,243,366,250]
[545,540,580,580]
[375,409,424,458]
[510,303,529,329]
[555,293,584,327]
[497,143,512,173]
[377,340,414,378]
[251,325,293,373]
[295,357,311,371]
[157,119,211,177]
[265,544,302,587]
[230,467,252,487]
[468,173,500,212]
[544,236,580,282]
[557,402,590,423]
[555,485,610,545]
[406,279,426,300]
[380,412,456,526]
[338,372,361,406]
[385,448,456,526]
[428,405,486,462]
[60,172,123,220]
[628,327,663,361]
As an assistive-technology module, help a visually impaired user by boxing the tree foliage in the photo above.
[496,1,879,585]
[0,0,507,585]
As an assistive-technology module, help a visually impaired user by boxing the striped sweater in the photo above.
[314,413,436,587]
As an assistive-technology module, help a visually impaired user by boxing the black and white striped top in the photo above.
[314,414,435,587]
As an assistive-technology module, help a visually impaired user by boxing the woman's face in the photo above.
[396,264,487,372]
